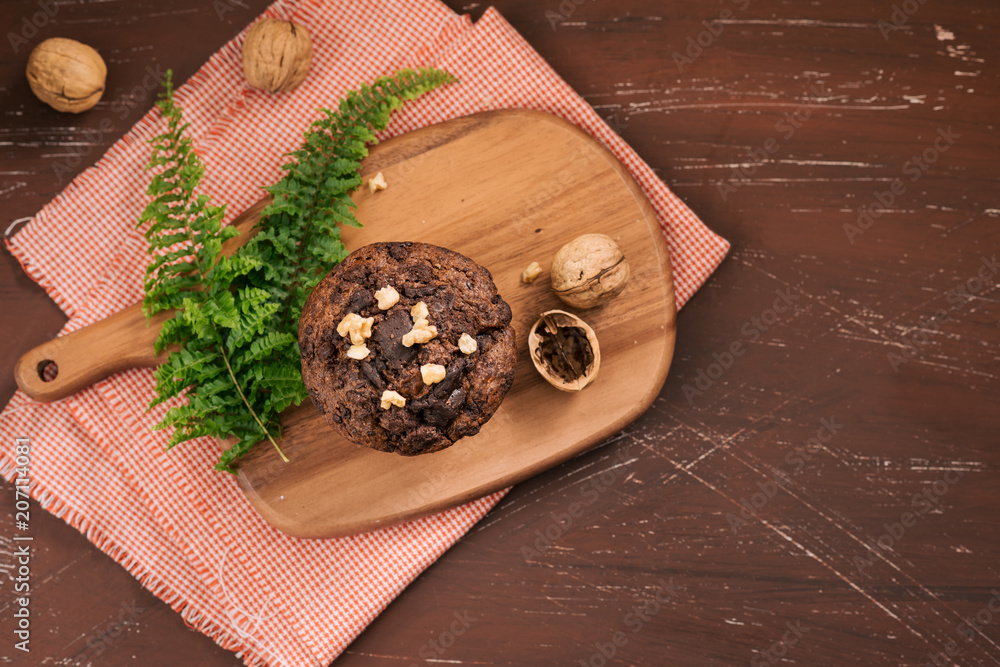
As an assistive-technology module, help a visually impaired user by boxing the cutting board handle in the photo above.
[14,304,168,403]
[11,200,267,404]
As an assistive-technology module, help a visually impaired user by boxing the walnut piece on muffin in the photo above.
[299,242,517,456]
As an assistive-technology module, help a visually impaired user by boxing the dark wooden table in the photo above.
[2,1,998,665]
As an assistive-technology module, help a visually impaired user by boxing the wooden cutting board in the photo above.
[14,109,676,538]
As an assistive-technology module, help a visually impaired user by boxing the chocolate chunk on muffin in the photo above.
[299,242,517,455]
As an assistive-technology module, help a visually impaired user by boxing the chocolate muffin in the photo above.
[299,242,517,455]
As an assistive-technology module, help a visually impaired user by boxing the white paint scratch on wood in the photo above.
[944,44,985,64]
[934,25,956,41]
[670,461,939,646]
[717,18,871,29]
[0,182,26,197]
[625,101,913,114]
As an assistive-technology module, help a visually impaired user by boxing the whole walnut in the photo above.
[26,38,106,113]
[550,233,630,309]
[242,18,312,93]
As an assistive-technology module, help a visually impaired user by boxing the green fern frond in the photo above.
[138,67,456,472]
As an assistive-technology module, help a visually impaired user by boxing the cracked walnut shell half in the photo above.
[528,310,601,392]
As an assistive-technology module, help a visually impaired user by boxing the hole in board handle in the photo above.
[37,360,58,382]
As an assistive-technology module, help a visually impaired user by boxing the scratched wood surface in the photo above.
[0,1,997,665]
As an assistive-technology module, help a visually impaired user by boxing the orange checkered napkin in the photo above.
[0,1,729,664]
